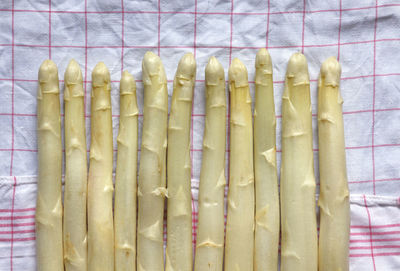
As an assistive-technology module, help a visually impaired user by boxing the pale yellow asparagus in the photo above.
[194,56,226,271]
[166,53,196,271]
[318,57,350,271]
[87,62,114,271]
[224,58,254,271]
[280,53,318,271]
[137,51,168,271]
[114,71,139,271]
[36,59,64,271]
[63,59,88,271]
[253,49,279,271]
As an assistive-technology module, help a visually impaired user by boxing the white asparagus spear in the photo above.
[137,51,168,271]
[114,71,139,271]
[36,59,64,271]
[166,53,196,271]
[63,59,88,271]
[194,56,226,271]
[224,58,255,271]
[280,53,318,271]
[253,49,279,271]
[87,62,114,271]
[318,57,350,271]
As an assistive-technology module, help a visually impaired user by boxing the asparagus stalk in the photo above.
[166,53,196,271]
[194,57,226,271]
[253,49,279,271]
[137,51,168,271]
[114,71,139,271]
[36,59,64,271]
[224,58,254,271]
[280,53,318,271]
[87,62,114,271]
[318,57,350,271]
[63,59,88,271]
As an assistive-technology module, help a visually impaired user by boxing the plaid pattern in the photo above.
[0,0,399,270]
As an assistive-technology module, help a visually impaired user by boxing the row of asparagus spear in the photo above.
[36,49,349,271]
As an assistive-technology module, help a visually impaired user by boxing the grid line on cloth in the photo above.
[337,0,343,60]
[48,0,51,59]
[265,0,270,48]
[84,0,88,121]
[228,0,234,64]
[1,71,400,84]
[1,3,400,15]
[371,0,378,195]
[9,1,15,177]
[120,0,124,74]
[8,0,16,269]
[363,195,377,270]
[1,37,400,50]
[0,0,400,270]
[157,0,161,56]
[301,0,306,53]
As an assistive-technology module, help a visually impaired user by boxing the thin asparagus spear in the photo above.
[224,58,255,271]
[318,57,350,271]
[87,62,114,271]
[114,71,139,271]
[254,49,279,271]
[137,51,168,271]
[166,53,196,271]
[194,56,226,271]
[63,59,88,271]
[36,59,64,271]
[280,53,318,271]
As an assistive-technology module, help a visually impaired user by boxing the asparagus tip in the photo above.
[229,58,248,88]
[255,48,272,70]
[320,56,341,87]
[176,53,196,80]
[38,60,59,97]
[39,59,58,81]
[65,59,83,85]
[120,71,136,94]
[143,51,162,76]
[286,53,309,85]
[92,62,110,88]
[205,56,224,85]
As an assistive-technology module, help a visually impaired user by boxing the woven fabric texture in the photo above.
[0,0,399,270]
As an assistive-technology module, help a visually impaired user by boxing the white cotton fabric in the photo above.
[0,0,399,270]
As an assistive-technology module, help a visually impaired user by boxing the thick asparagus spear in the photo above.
[63,59,88,271]
[137,51,168,271]
[280,53,318,271]
[114,71,139,271]
[36,59,64,271]
[87,62,114,271]
[254,49,279,271]
[194,57,226,271]
[224,58,254,271]
[166,53,196,271]
[318,57,350,271]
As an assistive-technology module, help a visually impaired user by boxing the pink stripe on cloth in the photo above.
[1,3,400,16]
[371,0,378,195]
[0,0,400,270]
